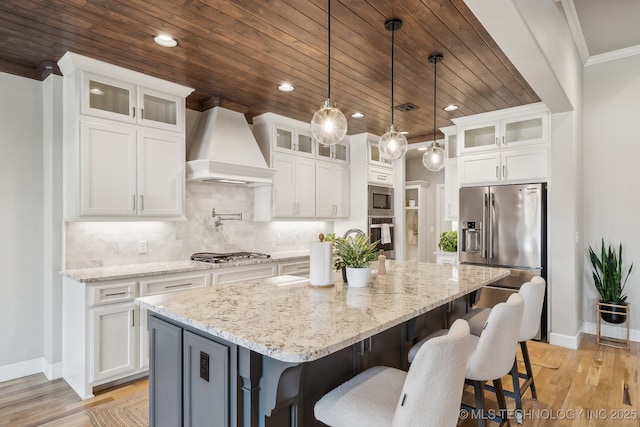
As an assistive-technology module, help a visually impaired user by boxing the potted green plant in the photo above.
[588,238,633,324]
[332,234,380,287]
[438,231,458,253]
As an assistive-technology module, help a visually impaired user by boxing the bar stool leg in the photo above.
[493,379,510,427]
[472,380,487,427]
[520,341,537,399]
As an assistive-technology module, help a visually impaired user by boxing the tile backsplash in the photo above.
[65,181,332,269]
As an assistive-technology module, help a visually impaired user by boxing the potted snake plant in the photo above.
[588,238,633,324]
[332,234,380,287]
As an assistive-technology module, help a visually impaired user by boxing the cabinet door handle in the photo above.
[132,107,136,118]
[132,195,136,212]
[140,108,144,119]
[502,136,505,145]
[377,175,387,181]
[502,166,506,178]
[495,166,499,179]
[495,137,499,146]
[139,195,144,212]
[131,309,135,327]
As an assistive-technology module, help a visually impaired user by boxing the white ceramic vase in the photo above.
[346,267,371,288]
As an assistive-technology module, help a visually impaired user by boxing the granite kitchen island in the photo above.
[135,261,509,427]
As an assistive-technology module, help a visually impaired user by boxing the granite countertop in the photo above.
[61,251,310,283]
[135,261,510,363]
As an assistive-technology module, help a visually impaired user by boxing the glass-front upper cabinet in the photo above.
[440,125,457,160]
[501,114,548,147]
[367,140,393,167]
[458,122,500,154]
[82,73,136,124]
[316,137,349,164]
[81,72,183,131]
[273,125,314,157]
[137,87,182,131]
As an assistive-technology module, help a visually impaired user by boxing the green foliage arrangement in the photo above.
[332,234,380,269]
[438,231,458,252]
[588,238,633,303]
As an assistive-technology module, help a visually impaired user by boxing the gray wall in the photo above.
[0,72,44,367]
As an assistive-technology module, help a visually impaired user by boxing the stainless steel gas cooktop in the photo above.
[190,252,271,264]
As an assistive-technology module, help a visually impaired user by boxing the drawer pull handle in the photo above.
[105,291,127,297]
[165,283,192,289]
[377,175,387,180]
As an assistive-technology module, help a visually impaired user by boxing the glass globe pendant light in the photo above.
[422,54,447,171]
[311,0,347,146]
[379,19,408,161]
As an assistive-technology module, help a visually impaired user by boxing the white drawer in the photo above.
[140,272,210,296]
[278,260,310,277]
[90,281,138,306]
[213,264,277,285]
[368,166,394,186]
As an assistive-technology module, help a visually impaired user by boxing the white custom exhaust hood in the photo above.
[186,107,274,185]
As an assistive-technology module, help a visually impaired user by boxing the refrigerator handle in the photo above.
[482,193,488,259]
[488,193,495,259]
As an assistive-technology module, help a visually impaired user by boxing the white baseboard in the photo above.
[42,360,63,380]
[582,322,640,342]
[548,329,583,349]
[0,358,45,383]
[0,358,64,383]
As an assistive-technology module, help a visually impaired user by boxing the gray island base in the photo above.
[136,261,509,426]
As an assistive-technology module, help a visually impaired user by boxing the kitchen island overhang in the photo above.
[136,261,509,426]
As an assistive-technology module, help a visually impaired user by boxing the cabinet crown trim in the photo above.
[451,102,548,126]
[58,52,194,97]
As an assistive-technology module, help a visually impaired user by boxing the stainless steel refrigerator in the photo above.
[459,182,547,339]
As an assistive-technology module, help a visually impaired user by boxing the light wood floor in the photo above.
[0,334,638,426]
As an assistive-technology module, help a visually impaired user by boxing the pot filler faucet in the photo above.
[212,208,242,231]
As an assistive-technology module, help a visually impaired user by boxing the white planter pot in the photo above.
[346,267,371,288]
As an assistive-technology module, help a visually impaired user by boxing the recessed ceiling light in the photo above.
[351,112,365,118]
[154,34,178,48]
[278,83,295,92]
[89,88,105,95]
[443,104,459,112]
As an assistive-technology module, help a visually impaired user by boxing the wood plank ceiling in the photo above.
[0,0,539,143]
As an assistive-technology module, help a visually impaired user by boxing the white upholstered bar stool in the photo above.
[409,293,524,427]
[314,319,472,427]
[461,277,546,420]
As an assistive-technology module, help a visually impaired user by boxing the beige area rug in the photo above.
[87,390,149,427]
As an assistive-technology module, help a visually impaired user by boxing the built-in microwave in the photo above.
[368,185,394,217]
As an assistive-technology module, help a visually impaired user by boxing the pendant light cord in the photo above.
[327,0,331,101]
[390,25,395,127]
[433,57,437,144]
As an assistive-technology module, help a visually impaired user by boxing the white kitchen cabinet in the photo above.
[62,270,210,399]
[277,259,310,277]
[368,166,394,187]
[315,161,349,219]
[252,116,314,159]
[79,119,184,217]
[454,103,550,187]
[58,52,193,221]
[316,138,349,164]
[440,125,459,220]
[444,159,459,220]
[211,263,277,285]
[455,103,549,155]
[82,72,183,132]
[458,146,549,186]
[271,153,316,218]
[367,139,394,168]
[500,146,549,182]
[91,303,138,383]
